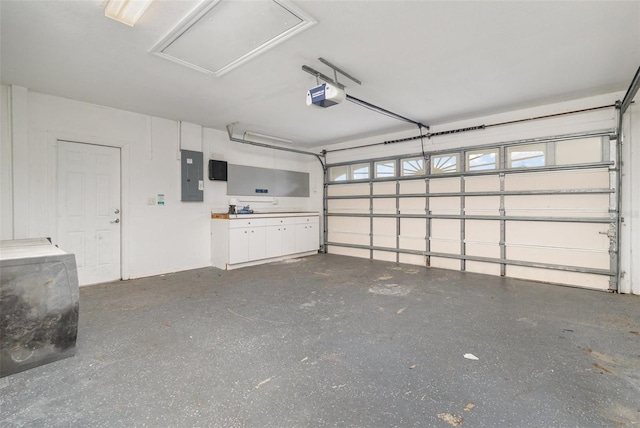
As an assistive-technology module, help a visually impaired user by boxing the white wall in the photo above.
[0,85,13,240]
[313,91,640,295]
[0,85,319,281]
[620,93,640,295]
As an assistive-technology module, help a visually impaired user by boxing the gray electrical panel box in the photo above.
[181,149,203,202]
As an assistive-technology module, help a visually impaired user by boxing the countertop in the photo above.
[211,211,319,219]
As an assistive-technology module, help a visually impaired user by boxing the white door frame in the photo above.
[47,132,131,281]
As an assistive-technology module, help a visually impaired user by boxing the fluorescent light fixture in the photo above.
[243,131,293,145]
[104,0,153,26]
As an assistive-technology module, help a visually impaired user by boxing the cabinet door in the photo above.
[229,228,249,264]
[307,222,319,251]
[265,225,283,258]
[295,220,320,253]
[280,224,295,255]
[248,226,266,261]
[294,224,308,253]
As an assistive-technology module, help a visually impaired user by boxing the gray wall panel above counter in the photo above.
[227,164,309,197]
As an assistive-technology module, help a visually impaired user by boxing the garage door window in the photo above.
[329,166,348,181]
[352,163,370,180]
[467,149,498,171]
[402,157,425,176]
[375,160,396,178]
[508,144,546,168]
[432,153,459,174]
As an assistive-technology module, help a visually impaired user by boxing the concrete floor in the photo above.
[1,254,639,427]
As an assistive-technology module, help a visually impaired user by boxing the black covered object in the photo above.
[209,159,228,181]
[0,239,79,377]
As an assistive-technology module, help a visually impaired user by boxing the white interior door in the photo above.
[57,141,121,286]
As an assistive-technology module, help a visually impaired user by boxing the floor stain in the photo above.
[369,284,412,296]
[602,403,640,426]
[300,301,317,309]
[314,271,331,276]
[592,362,615,375]
[584,348,618,364]
[320,353,342,363]
[437,412,463,426]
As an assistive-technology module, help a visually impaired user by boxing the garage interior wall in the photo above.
[0,85,321,281]
[1,85,637,294]
[316,91,640,295]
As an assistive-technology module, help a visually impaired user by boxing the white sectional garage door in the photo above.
[325,133,618,291]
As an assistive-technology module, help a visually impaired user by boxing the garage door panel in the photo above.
[400,218,426,237]
[507,266,609,290]
[430,177,460,193]
[507,246,609,270]
[466,261,501,276]
[506,221,609,249]
[372,198,395,214]
[465,196,500,215]
[466,220,500,242]
[327,183,369,197]
[327,246,370,259]
[328,216,369,247]
[401,179,425,194]
[465,175,500,192]
[373,218,396,248]
[373,182,396,195]
[466,242,500,258]
[430,239,460,254]
[555,138,602,165]
[431,219,460,240]
[505,169,608,191]
[373,250,396,262]
[328,199,369,214]
[504,194,609,218]
[399,236,425,251]
[373,235,396,248]
[399,197,425,214]
[429,197,460,214]
[430,257,461,270]
[328,232,369,246]
[399,253,425,266]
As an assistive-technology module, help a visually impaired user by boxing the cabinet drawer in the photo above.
[265,217,297,226]
[296,216,319,225]
[229,218,266,229]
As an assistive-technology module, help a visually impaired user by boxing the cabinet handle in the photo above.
[244,231,247,234]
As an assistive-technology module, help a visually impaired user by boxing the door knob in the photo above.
[114,209,120,214]
[111,219,120,224]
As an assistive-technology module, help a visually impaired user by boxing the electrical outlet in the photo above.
[147,197,156,205]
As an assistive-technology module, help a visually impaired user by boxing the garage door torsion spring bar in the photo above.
[325,103,617,153]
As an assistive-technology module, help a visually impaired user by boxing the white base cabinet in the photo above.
[212,213,320,270]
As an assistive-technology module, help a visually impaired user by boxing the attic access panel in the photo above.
[151,0,316,76]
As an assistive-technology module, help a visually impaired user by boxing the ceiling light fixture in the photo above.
[243,131,293,145]
[104,0,154,26]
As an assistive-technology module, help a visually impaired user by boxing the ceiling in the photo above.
[2,1,639,149]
